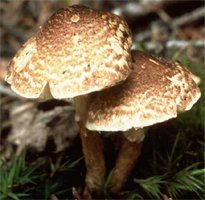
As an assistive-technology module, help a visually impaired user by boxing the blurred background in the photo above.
[0,0,204,199]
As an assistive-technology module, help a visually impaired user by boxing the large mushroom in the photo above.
[5,5,133,193]
[86,50,201,193]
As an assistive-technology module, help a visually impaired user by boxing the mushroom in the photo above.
[5,5,133,194]
[86,50,201,193]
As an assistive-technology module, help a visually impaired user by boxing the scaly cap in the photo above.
[86,50,201,131]
[6,5,132,99]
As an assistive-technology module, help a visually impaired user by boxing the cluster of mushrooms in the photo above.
[6,5,201,197]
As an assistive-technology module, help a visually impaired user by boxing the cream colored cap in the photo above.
[6,5,132,99]
[86,50,201,131]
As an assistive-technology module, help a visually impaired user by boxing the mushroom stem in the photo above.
[74,95,106,192]
[111,128,144,193]
[80,124,106,192]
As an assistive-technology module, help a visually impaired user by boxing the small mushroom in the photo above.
[5,5,133,194]
[86,50,201,193]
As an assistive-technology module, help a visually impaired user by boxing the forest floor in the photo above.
[0,0,204,199]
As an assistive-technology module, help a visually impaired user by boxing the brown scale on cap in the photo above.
[86,50,201,131]
[6,5,132,99]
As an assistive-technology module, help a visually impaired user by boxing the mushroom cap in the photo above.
[86,50,201,131]
[6,5,132,99]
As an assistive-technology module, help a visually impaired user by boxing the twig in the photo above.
[172,45,189,60]
[111,0,166,18]
[133,39,204,53]
[171,7,205,28]
[11,102,35,116]
[134,6,205,42]
[166,40,205,48]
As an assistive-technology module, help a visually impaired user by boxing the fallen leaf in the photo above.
[8,104,78,153]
